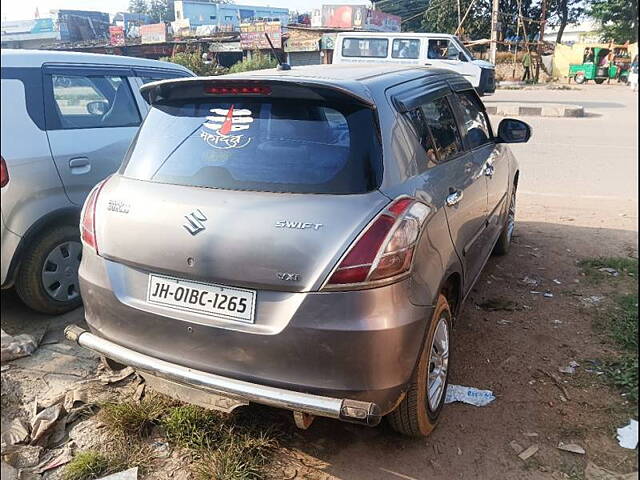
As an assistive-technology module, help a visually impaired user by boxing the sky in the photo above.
[0,0,370,21]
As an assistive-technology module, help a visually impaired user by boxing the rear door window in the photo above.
[392,39,420,59]
[122,99,382,194]
[342,38,389,58]
[420,97,463,162]
[49,74,140,129]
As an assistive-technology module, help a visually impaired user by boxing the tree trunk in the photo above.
[556,0,569,43]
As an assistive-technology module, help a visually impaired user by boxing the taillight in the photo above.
[0,156,8,188]
[80,180,107,252]
[204,85,272,95]
[324,197,430,289]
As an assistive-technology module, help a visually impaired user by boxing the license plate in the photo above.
[146,274,256,323]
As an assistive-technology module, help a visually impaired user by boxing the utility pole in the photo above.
[489,0,499,64]
[539,0,547,47]
[457,0,461,28]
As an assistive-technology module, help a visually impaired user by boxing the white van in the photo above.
[333,32,496,95]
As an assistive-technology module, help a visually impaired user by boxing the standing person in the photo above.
[522,49,532,82]
[606,50,616,84]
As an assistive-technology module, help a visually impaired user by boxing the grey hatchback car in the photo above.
[67,64,531,436]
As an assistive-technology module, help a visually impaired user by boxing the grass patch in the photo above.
[578,256,638,283]
[608,294,639,351]
[63,451,109,480]
[97,396,281,479]
[63,442,153,480]
[603,355,638,405]
[580,256,638,407]
[162,405,278,480]
[100,396,170,438]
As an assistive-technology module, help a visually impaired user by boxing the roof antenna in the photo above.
[264,32,291,71]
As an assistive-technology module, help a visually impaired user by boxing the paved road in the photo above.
[488,84,638,237]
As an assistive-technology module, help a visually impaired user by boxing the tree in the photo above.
[590,0,638,42]
[371,0,430,31]
[128,0,174,23]
[128,0,148,15]
[147,0,172,22]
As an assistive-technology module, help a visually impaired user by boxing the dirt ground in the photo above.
[1,83,638,479]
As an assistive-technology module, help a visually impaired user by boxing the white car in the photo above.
[1,49,193,314]
[333,32,496,95]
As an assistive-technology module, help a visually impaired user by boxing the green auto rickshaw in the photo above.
[568,45,631,84]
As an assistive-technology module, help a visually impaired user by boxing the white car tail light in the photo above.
[323,197,430,289]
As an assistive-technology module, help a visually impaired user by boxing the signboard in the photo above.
[171,18,191,37]
[109,26,125,46]
[285,38,319,52]
[321,5,368,29]
[1,18,56,34]
[366,10,401,32]
[311,9,322,27]
[240,21,281,50]
[320,33,337,50]
[209,41,242,52]
[140,23,166,44]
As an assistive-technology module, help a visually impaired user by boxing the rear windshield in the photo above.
[121,98,382,194]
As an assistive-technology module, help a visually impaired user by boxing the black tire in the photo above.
[494,183,517,256]
[15,225,83,315]
[387,294,452,437]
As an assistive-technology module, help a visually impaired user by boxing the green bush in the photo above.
[161,52,227,76]
[228,51,278,74]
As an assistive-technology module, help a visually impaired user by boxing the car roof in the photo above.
[335,32,456,39]
[141,64,467,106]
[0,49,191,73]
[221,63,458,90]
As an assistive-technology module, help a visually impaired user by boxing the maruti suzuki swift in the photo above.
[66,64,531,436]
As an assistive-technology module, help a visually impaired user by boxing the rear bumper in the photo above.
[79,252,433,415]
[65,324,381,426]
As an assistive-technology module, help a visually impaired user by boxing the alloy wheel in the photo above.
[427,315,450,411]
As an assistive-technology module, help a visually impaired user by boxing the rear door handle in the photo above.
[69,157,91,175]
[446,190,464,207]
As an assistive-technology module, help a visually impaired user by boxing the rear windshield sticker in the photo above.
[201,105,253,150]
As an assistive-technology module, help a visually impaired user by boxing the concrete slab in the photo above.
[484,101,585,117]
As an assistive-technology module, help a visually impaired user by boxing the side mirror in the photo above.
[459,52,467,62]
[497,118,531,143]
[86,100,108,116]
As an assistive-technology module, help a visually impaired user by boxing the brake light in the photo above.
[204,85,271,95]
[80,180,107,252]
[324,198,430,288]
[0,156,8,188]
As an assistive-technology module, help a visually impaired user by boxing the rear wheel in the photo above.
[16,226,83,315]
[574,72,586,84]
[387,294,452,437]
[493,183,517,256]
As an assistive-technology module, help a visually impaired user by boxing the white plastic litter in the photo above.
[98,467,138,480]
[616,419,638,450]
[444,385,495,407]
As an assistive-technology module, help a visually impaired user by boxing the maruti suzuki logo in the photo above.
[183,209,207,235]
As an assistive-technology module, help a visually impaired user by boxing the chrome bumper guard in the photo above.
[65,325,381,426]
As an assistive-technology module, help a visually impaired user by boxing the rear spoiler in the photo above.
[140,77,376,109]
